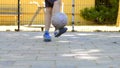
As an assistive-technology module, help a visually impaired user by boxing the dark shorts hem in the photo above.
[45,0,57,8]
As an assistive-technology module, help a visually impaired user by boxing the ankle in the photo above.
[44,31,49,33]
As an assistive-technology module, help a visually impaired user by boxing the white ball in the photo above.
[51,12,68,29]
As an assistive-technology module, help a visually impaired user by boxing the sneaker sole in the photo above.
[55,28,67,37]
[44,39,51,42]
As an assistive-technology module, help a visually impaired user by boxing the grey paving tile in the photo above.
[0,32,120,68]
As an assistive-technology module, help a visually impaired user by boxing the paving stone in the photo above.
[0,32,120,68]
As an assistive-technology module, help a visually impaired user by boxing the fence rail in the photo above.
[1,0,118,31]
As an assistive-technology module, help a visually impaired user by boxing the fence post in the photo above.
[72,0,75,32]
[16,0,20,31]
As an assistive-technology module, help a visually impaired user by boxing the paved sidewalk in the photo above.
[0,26,120,32]
[0,32,120,68]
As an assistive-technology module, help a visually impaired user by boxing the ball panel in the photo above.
[51,12,68,29]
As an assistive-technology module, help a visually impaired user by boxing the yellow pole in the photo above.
[116,0,120,27]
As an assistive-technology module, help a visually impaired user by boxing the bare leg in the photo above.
[44,7,52,31]
[52,0,68,37]
[52,0,61,16]
[52,0,61,30]
[45,0,61,31]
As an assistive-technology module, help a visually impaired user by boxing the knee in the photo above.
[45,8,52,14]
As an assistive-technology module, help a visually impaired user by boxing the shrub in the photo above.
[80,0,119,25]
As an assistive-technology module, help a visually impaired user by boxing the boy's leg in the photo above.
[43,7,52,42]
[44,0,54,42]
[45,7,52,31]
[52,0,68,37]
[52,0,61,15]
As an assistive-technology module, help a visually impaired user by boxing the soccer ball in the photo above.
[51,12,68,29]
